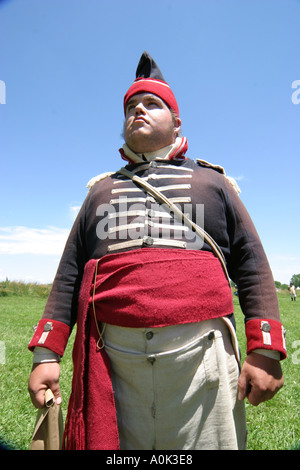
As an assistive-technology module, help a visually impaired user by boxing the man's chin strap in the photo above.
[119,136,188,164]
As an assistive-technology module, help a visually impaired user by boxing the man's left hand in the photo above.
[238,352,284,406]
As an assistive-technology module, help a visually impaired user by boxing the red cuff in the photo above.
[246,319,287,360]
[28,319,70,357]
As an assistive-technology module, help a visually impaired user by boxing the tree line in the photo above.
[275,273,300,290]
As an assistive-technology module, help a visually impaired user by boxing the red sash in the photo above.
[63,248,233,450]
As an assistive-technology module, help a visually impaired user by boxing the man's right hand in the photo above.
[28,362,61,408]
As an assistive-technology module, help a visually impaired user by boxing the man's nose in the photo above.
[135,102,146,115]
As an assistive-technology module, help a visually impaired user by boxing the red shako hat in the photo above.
[124,51,179,117]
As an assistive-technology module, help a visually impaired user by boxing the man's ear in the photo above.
[174,117,182,137]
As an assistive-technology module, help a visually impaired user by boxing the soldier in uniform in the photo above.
[28,52,286,450]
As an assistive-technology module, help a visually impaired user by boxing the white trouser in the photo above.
[103,318,247,450]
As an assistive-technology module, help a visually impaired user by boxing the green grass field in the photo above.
[0,283,299,450]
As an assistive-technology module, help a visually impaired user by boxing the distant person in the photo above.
[289,283,296,301]
[28,51,286,450]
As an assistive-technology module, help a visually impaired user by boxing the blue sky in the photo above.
[0,0,299,284]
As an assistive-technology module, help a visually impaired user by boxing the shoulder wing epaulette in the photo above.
[196,159,241,194]
[86,172,114,191]
[196,158,225,174]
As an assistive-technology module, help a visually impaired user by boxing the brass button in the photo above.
[43,322,53,332]
[144,236,153,246]
[147,356,156,364]
[208,331,215,341]
[261,323,271,332]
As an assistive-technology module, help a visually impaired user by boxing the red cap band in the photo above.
[124,77,179,117]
